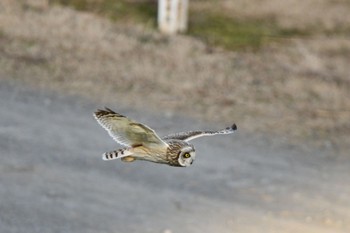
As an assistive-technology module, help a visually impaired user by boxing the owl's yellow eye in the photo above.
[183,153,191,158]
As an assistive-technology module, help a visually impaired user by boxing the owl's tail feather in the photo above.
[102,149,132,161]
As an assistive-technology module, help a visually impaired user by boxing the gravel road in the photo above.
[0,81,349,233]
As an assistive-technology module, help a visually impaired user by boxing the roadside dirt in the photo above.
[1,80,350,233]
[1,1,349,156]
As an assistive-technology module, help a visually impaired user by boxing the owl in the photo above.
[93,108,237,167]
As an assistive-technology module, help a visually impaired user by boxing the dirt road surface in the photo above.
[0,81,349,233]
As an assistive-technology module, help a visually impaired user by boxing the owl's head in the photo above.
[177,146,196,167]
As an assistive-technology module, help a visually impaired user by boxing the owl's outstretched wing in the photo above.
[162,124,237,142]
[94,108,168,148]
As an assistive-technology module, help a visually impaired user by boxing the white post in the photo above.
[169,0,179,33]
[178,0,188,32]
[158,0,188,34]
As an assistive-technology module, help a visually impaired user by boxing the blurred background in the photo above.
[1,0,349,150]
[0,0,349,232]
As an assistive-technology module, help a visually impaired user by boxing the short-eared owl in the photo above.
[94,108,237,167]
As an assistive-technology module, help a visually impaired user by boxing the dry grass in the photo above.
[192,0,350,33]
[0,0,349,154]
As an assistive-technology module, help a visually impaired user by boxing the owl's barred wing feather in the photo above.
[162,124,237,142]
[94,108,168,148]
[102,148,133,161]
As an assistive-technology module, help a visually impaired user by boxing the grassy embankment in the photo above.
[51,0,306,50]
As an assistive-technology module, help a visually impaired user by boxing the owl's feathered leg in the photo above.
[121,156,136,162]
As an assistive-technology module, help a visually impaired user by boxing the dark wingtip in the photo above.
[94,107,114,117]
[94,107,125,118]
[231,124,237,131]
[104,107,115,113]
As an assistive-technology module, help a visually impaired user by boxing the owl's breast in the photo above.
[132,145,169,164]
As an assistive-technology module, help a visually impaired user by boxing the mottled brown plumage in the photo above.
[93,108,237,167]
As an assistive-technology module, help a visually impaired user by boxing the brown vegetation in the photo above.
[0,0,349,154]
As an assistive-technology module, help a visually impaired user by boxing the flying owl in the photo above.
[93,108,237,167]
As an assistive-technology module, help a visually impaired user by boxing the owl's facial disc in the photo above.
[178,147,195,167]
